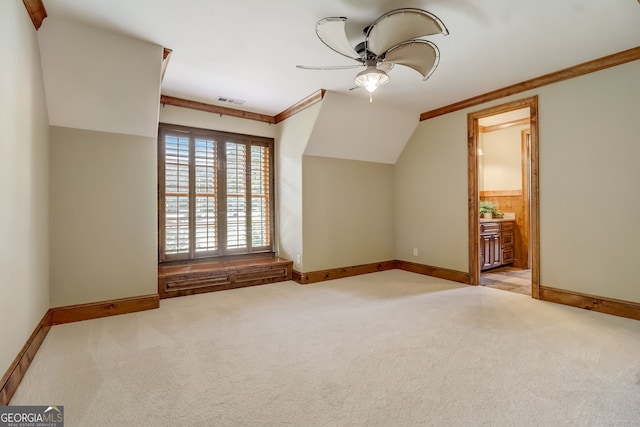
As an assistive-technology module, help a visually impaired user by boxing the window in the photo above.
[158,123,274,262]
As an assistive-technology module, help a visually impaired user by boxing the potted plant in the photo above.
[479,201,496,219]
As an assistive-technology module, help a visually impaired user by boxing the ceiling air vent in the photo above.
[217,96,246,106]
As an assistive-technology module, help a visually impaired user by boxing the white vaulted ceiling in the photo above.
[41,0,640,117]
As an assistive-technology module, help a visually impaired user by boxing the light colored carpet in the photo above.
[10,270,640,426]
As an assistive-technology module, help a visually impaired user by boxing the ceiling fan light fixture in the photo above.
[354,67,390,93]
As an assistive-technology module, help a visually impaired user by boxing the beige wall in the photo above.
[275,103,322,270]
[479,125,526,191]
[159,105,276,139]
[0,1,50,378]
[394,113,469,271]
[302,156,395,272]
[49,127,157,306]
[538,60,640,302]
[396,59,640,303]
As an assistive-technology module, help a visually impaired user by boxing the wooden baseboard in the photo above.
[293,260,469,285]
[1,310,52,405]
[396,260,470,284]
[293,261,397,284]
[539,286,640,321]
[50,294,160,325]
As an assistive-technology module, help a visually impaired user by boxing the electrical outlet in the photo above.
[296,254,301,264]
[413,248,418,256]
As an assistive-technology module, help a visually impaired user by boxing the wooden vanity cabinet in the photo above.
[501,222,514,264]
[480,223,501,270]
[480,220,515,271]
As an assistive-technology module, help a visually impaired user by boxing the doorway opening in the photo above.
[467,96,540,298]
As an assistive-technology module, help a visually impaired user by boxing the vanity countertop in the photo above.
[479,218,515,223]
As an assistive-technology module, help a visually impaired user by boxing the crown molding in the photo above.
[161,48,172,82]
[160,95,276,124]
[160,89,326,125]
[420,46,640,121]
[22,0,47,30]
[274,89,326,123]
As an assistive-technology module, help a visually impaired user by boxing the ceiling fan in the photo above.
[297,8,449,101]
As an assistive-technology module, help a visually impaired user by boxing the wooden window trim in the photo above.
[479,118,530,133]
[158,123,275,264]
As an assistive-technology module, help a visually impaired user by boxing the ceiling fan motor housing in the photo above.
[354,42,377,61]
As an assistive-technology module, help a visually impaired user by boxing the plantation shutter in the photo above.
[194,137,218,253]
[226,141,247,250]
[164,134,190,255]
[250,144,271,249]
[158,124,274,262]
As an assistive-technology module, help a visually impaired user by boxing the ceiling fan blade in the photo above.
[383,40,440,80]
[316,17,362,60]
[296,64,364,71]
[366,8,448,56]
